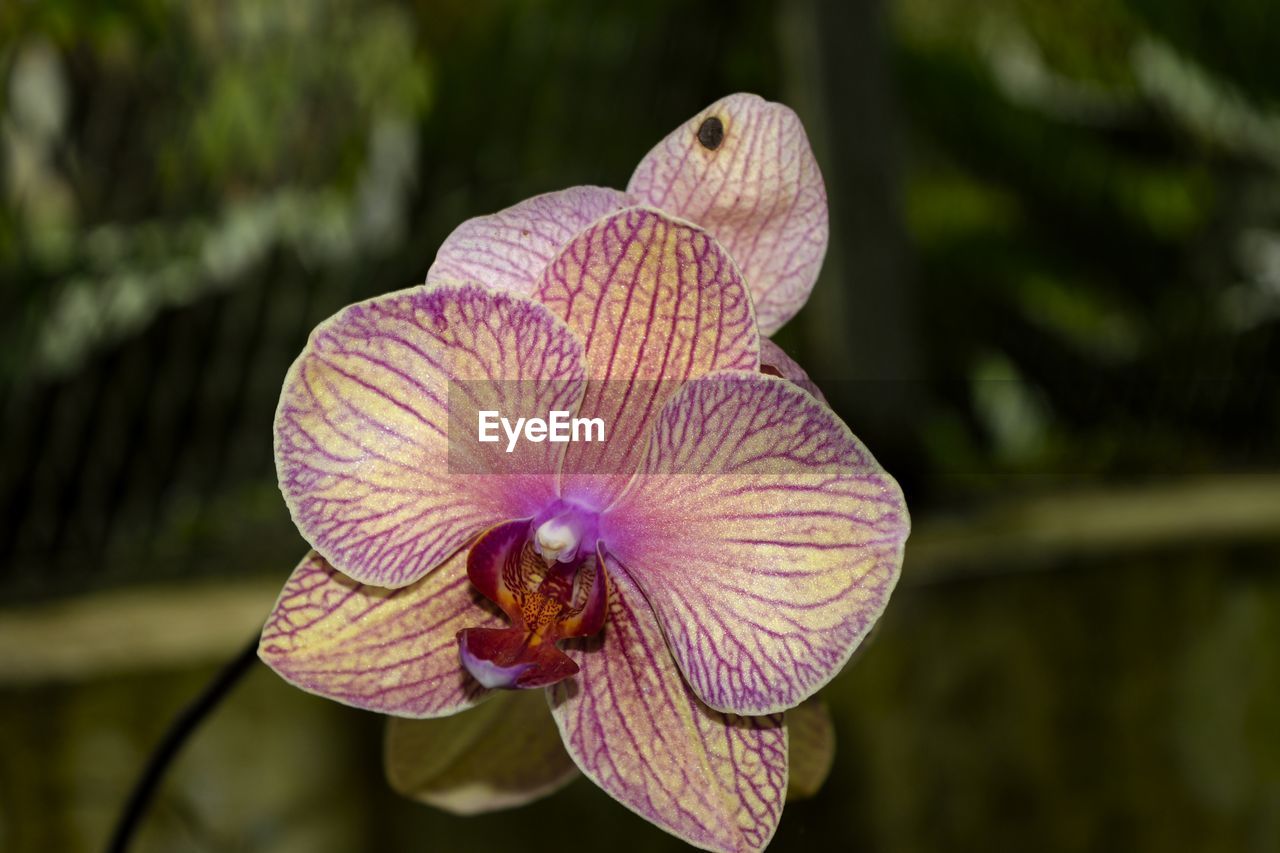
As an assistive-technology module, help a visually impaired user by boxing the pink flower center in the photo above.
[456,503,608,689]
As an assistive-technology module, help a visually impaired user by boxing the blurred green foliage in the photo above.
[893,0,1279,495]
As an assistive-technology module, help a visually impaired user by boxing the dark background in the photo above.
[2,1,1278,851]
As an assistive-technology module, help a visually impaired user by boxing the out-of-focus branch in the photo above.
[904,474,1280,585]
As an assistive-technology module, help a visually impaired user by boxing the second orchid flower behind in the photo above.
[260,97,909,853]
[427,92,829,338]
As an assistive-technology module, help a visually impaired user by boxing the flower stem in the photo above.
[106,634,260,853]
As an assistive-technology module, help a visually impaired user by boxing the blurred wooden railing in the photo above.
[3,473,1278,685]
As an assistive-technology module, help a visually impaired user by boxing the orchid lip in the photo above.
[457,626,581,689]
[457,634,534,689]
[460,512,610,690]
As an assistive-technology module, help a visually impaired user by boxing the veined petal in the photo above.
[628,93,828,335]
[550,565,786,853]
[758,338,827,404]
[275,283,585,588]
[258,550,499,718]
[427,186,631,296]
[604,372,909,715]
[785,697,835,801]
[385,689,578,815]
[536,206,758,506]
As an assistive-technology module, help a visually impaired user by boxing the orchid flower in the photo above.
[259,108,908,852]
[426,93,828,338]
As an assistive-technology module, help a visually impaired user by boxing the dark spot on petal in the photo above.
[697,116,724,150]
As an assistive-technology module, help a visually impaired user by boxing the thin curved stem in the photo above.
[106,635,260,853]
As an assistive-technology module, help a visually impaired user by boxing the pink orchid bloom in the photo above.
[260,208,907,850]
[427,93,828,338]
[259,100,908,852]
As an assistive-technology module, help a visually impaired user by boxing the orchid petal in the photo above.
[605,372,909,715]
[385,689,578,815]
[785,697,835,801]
[275,283,585,588]
[628,93,828,335]
[427,186,631,296]
[258,550,499,718]
[550,565,786,853]
[536,206,758,505]
[758,338,827,404]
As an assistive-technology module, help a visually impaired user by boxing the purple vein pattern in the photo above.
[535,206,758,506]
[628,93,828,336]
[274,283,585,588]
[259,550,500,717]
[386,688,580,815]
[551,566,786,852]
[606,372,910,715]
[427,186,631,296]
